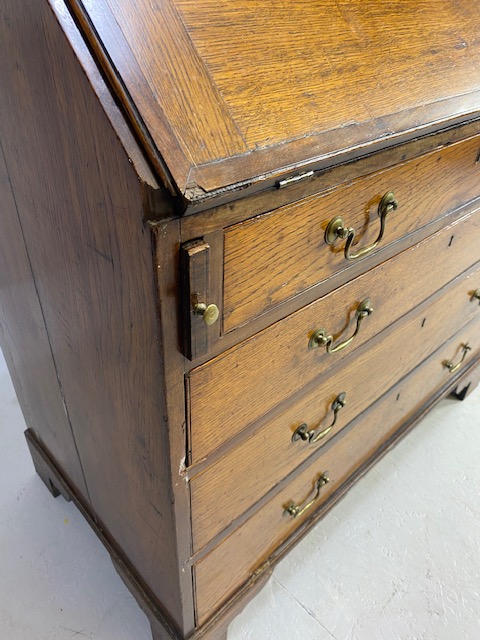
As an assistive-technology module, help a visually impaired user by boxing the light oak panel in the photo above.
[68,0,480,195]
[177,0,480,149]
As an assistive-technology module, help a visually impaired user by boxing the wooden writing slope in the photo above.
[1,1,480,638]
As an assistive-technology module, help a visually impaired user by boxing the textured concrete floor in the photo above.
[1,350,479,640]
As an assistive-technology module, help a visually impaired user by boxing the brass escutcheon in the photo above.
[325,191,398,261]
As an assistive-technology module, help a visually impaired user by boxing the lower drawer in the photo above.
[193,317,480,624]
[190,261,480,551]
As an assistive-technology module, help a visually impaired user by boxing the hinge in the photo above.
[277,170,314,189]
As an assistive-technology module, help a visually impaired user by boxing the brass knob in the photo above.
[194,302,219,326]
[471,289,480,305]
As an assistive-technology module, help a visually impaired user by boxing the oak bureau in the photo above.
[1,1,480,639]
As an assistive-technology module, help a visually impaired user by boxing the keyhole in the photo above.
[448,235,455,247]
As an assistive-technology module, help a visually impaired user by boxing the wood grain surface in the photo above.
[188,207,480,463]
[0,142,88,497]
[190,261,480,551]
[223,134,480,331]
[0,1,191,632]
[68,0,480,196]
[193,318,480,622]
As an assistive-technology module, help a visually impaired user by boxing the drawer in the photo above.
[193,318,480,624]
[189,262,480,551]
[188,206,480,463]
[223,134,480,332]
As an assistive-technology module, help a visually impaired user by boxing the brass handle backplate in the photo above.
[284,472,330,518]
[292,392,347,444]
[194,302,220,326]
[325,191,398,261]
[309,298,373,353]
[443,343,472,374]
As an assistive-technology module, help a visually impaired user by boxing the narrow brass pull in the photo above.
[284,472,330,518]
[309,298,373,353]
[292,392,347,444]
[443,343,472,374]
[325,191,398,261]
[471,289,480,305]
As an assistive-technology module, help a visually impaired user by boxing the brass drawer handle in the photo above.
[443,343,472,374]
[471,289,480,305]
[309,298,373,353]
[194,302,220,326]
[292,392,347,444]
[284,472,330,518]
[325,191,398,261]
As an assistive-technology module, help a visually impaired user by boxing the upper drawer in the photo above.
[223,134,480,332]
[188,206,480,464]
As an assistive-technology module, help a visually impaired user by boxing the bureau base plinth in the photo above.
[23,356,480,640]
[24,430,270,640]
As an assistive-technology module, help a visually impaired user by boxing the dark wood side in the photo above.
[0,143,88,497]
[0,0,193,635]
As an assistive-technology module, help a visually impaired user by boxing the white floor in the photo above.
[1,351,480,640]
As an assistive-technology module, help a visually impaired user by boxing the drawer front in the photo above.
[188,207,480,463]
[190,262,480,551]
[193,318,480,623]
[223,135,480,332]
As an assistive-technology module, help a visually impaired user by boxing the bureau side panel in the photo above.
[0,135,88,496]
[0,0,188,631]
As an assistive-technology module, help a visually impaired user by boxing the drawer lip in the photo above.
[222,134,480,334]
[192,331,480,624]
[189,259,480,553]
[187,207,480,465]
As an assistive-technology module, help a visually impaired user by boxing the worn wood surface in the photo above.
[188,208,480,463]
[0,141,88,497]
[190,261,480,551]
[223,134,480,331]
[193,322,480,622]
[181,119,480,220]
[67,0,480,197]
[0,0,191,633]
